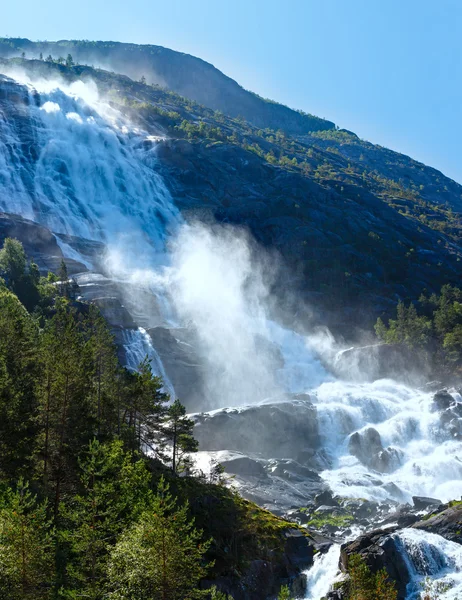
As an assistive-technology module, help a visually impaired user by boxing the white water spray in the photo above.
[302,544,341,600]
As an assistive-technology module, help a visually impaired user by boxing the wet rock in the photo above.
[349,427,382,463]
[333,343,422,384]
[269,459,322,483]
[147,327,206,409]
[397,513,420,527]
[0,212,88,274]
[340,528,410,598]
[412,502,462,543]
[412,496,442,510]
[220,455,268,479]
[192,396,319,460]
[432,390,454,411]
[369,446,404,474]
[91,297,135,329]
[380,482,409,503]
[349,428,403,474]
[314,490,339,507]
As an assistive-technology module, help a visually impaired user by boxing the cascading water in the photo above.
[122,327,175,399]
[394,529,462,599]
[311,380,462,504]
[2,71,462,598]
[302,544,341,600]
[0,74,181,264]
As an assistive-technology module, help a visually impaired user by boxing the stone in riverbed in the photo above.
[412,495,442,510]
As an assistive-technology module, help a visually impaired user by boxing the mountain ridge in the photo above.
[0,37,336,135]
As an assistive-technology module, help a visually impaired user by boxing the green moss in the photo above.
[307,513,354,529]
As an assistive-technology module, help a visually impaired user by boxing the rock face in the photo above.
[193,395,320,460]
[412,503,462,543]
[147,327,206,409]
[0,212,88,274]
[348,427,403,474]
[203,529,314,600]
[334,343,426,383]
[340,528,410,599]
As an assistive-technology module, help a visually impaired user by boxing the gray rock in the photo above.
[412,496,442,510]
[220,455,267,479]
[192,396,319,459]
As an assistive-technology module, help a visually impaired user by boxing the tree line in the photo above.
[0,237,223,599]
[375,284,462,376]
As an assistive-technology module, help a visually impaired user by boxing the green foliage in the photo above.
[163,398,198,475]
[0,479,54,599]
[347,554,397,600]
[63,440,152,598]
[0,237,40,310]
[375,284,462,373]
[278,584,290,599]
[0,240,303,597]
[107,477,210,600]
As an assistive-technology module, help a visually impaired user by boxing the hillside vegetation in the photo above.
[0,238,307,599]
[1,54,462,333]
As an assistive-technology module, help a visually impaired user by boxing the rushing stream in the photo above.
[1,72,462,599]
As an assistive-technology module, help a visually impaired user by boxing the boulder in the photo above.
[349,428,403,474]
[412,496,442,511]
[192,395,319,460]
[340,528,410,599]
[333,343,424,384]
[314,490,339,508]
[432,390,454,411]
[220,455,267,479]
[412,502,462,543]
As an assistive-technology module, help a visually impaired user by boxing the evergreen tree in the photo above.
[277,585,290,600]
[58,259,70,298]
[65,54,74,68]
[0,287,39,480]
[123,358,169,456]
[0,480,54,600]
[163,399,198,475]
[347,554,397,600]
[35,301,92,513]
[107,477,210,600]
[64,440,152,599]
[84,305,119,440]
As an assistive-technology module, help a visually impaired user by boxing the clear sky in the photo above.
[3,0,462,183]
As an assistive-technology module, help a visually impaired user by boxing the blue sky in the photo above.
[3,0,462,183]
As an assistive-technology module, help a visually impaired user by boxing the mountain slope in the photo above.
[0,57,461,336]
[0,37,335,135]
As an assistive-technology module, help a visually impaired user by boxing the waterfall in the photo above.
[303,544,341,599]
[0,75,181,265]
[393,529,462,599]
[122,327,175,399]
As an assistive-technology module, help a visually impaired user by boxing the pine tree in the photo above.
[163,399,198,475]
[278,585,290,600]
[65,440,152,599]
[0,287,39,480]
[58,259,70,298]
[107,477,211,600]
[123,358,169,456]
[35,301,92,513]
[84,305,119,439]
[0,480,54,600]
